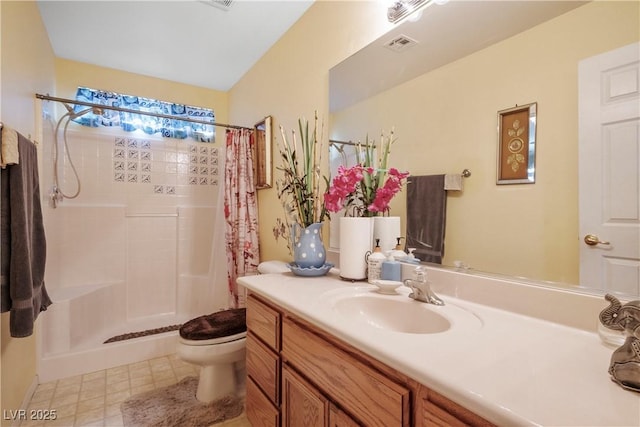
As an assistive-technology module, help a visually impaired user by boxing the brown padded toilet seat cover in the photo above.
[179,308,246,340]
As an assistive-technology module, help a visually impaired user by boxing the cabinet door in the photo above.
[282,364,329,427]
[329,404,361,427]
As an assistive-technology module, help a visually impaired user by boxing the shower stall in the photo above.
[36,102,229,382]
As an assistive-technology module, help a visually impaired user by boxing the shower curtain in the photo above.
[224,128,259,308]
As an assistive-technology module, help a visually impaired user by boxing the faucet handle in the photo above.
[413,266,427,282]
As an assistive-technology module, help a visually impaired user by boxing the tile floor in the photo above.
[21,354,250,427]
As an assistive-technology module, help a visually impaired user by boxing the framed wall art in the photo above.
[497,102,537,185]
[253,115,273,189]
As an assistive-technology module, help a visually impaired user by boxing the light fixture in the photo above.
[199,0,234,11]
[387,0,431,23]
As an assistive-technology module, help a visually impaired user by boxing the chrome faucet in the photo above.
[403,267,444,305]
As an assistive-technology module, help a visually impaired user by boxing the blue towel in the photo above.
[1,131,51,337]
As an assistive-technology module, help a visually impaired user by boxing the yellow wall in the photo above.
[0,1,56,422]
[55,59,229,128]
[229,0,393,261]
[230,1,639,284]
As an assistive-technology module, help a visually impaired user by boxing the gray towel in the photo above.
[405,175,447,264]
[1,131,51,337]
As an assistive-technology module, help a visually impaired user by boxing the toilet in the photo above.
[177,261,290,403]
[177,308,247,403]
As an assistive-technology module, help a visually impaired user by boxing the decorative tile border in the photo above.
[112,138,220,193]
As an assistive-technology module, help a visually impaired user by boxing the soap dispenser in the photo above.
[380,251,402,281]
[367,239,386,283]
[389,237,407,261]
[405,248,420,264]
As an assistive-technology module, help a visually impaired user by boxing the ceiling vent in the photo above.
[383,35,418,53]
[199,0,234,11]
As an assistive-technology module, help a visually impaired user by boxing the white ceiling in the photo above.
[37,0,314,91]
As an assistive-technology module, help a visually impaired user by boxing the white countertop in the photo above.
[238,269,640,427]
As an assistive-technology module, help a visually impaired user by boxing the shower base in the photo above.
[37,283,195,383]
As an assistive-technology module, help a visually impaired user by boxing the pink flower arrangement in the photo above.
[324,131,409,217]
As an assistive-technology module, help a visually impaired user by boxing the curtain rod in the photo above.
[35,93,253,131]
[329,139,359,146]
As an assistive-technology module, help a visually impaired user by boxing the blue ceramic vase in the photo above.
[292,222,326,269]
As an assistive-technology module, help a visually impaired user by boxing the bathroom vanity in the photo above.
[239,268,640,426]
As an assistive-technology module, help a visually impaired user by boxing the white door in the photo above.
[578,42,640,296]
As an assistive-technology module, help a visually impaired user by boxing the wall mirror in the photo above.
[253,115,273,189]
[328,1,640,297]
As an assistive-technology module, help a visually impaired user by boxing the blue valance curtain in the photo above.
[72,87,215,142]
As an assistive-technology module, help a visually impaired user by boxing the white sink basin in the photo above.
[324,288,482,335]
[334,295,451,334]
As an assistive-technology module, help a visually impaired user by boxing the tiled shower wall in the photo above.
[42,124,227,321]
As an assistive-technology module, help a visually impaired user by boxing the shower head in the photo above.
[69,106,103,119]
[62,102,75,115]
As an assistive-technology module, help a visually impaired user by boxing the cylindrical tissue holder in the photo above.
[339,217,373,281]
[373,216,401,252]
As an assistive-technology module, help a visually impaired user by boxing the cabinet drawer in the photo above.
[420,388,494,427]
[247,332,280,405]
[246,377,280,427]
[247,294,281,350]
[282,317,410,427]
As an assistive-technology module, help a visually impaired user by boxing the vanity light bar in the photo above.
[387,0,431,23]
[199,0,234,11]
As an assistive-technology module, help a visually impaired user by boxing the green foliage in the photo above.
[274,112,328,250]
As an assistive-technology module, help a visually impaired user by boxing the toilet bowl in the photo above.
[178,262,289,403]
[177,309,247,403]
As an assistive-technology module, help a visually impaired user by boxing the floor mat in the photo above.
[121,376,243,427]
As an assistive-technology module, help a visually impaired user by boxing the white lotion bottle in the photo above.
[367,239,386,283]
[389,237,407,260]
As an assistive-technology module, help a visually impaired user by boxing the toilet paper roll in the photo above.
[339,217,373,280]
[373,216,401,252]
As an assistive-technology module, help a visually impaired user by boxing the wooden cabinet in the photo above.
[246,295,281,427]
[282,364,361,427]
[414,385,494,427]
[246,333,279,404]
[329,404,361,427]
[247,294,280,350]
[282,317,409,427]
[246,293,494,427]
[282,364,329,427]
[246,375,280,427]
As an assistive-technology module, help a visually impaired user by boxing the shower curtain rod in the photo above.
[329,139,358,146]
[35,93,253,131]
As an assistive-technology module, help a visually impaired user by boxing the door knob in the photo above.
[584,234,610,246]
